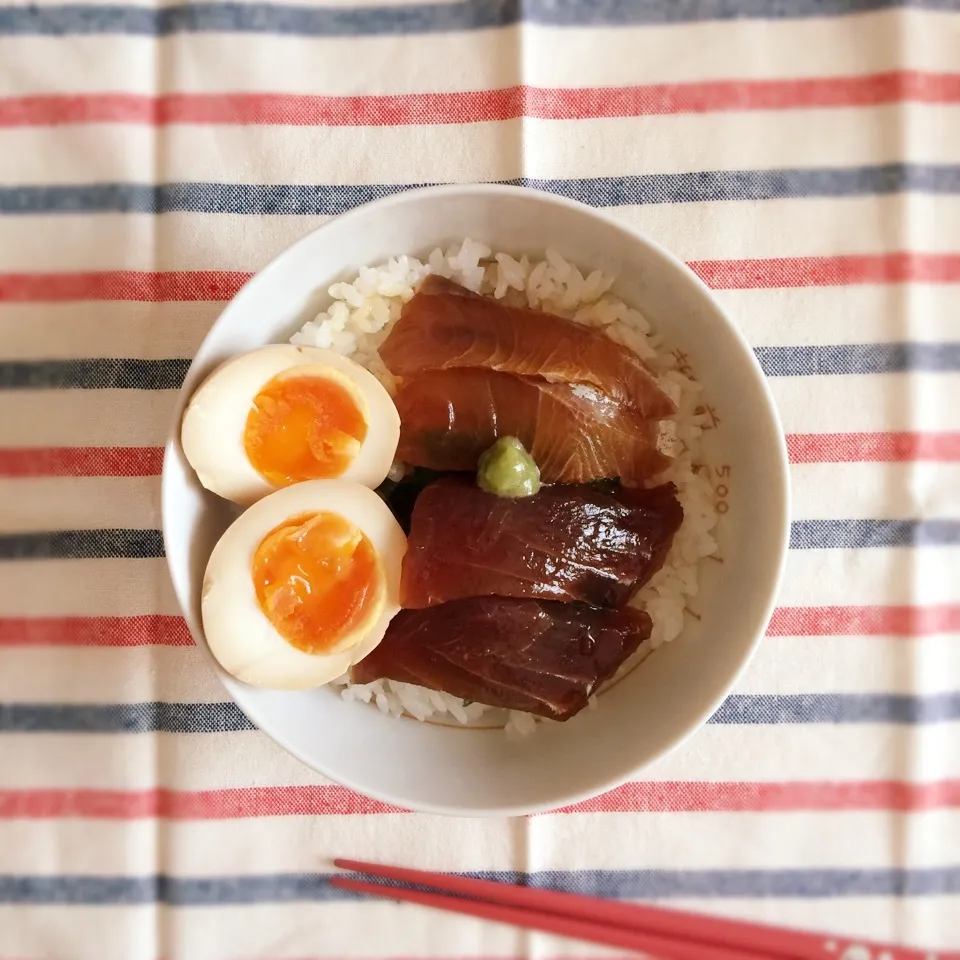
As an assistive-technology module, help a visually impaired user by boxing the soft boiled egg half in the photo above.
[181,344,400,505]
[202,480,406,689]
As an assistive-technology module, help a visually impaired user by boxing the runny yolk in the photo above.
[252,511,384,654]
[244,373,367,486]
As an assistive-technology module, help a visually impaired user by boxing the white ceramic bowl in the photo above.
[162,184,790,816]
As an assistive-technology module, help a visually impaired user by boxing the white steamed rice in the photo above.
[290,239,719,736]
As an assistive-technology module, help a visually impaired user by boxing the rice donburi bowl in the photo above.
[162,185,789,815]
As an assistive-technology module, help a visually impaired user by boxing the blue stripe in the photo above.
[0,1,511,36]
[1,1,958,37]
[0,358,189,389]
[4,693,960,733]
[754,343,960,376]
[0,703,255,733]
[0,183,418,216]
[4,519,956,561]
[2,866,958,904]
[4,166,960,215]
[711,693,960,724]
[790,519,960,549]
[3,347,958,394]
[0,529,164,560]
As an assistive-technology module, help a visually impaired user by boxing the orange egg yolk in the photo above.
[252,511,384,655]
[244,373,367,486]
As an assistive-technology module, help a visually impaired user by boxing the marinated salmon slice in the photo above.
[393,367,670,485]
[380,275,676,419]
[350,596,652,720]
[401,477,683,609]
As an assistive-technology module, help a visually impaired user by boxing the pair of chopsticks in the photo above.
[331,858,956,960]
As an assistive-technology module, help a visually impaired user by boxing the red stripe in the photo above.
[0,616,193,648]
[556,779,960,814]
[688,252,960,288]
[768,605,960,637]
[2,255,958,304]
[1,780,957,818]
[0,786,400,818]
[4,433,957,478]
[0,271,250,303]
[2,72,960,127]
[3,606,956,649]
[0,447,164,477]
[787,431,960,463]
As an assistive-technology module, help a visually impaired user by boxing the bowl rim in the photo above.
[162,182,792,817]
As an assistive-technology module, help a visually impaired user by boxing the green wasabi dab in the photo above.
[477,436,541,498]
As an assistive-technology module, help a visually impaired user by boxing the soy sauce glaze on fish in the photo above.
[351,597,653,721]
[392,368,670,486]
[381,275,675,419]
[400,477,683,610]
[358,276,684,721]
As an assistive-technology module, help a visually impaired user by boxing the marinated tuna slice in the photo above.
[402,478,683,609]
[393,368,670,485]
[351,597,651,720]
[380,275,676,419]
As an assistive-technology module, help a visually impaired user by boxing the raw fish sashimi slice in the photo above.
[401,478,683,609]
[380,275,676,419]
[350,597,652,720]
[393,368,670,485]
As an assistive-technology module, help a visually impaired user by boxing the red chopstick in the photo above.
[332,858,958,960]
[332,873,771,959]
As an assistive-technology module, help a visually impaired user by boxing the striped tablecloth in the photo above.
[2,2,959,958]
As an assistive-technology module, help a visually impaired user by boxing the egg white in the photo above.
[181,344,400,505]
[201,480,407,690]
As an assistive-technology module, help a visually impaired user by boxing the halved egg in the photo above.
[201,480,406,690]
[181,344,400,505]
